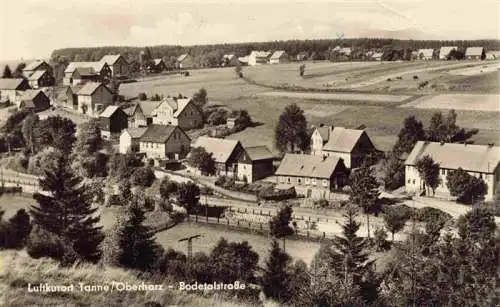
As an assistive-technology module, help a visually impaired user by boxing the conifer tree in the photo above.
[30,155,104,263]
[6,209,32,248]
[269,203,294,250]
[2,65,12,78]
[117,200,162,271]
[261,239,293,303]
[349,165,380,238]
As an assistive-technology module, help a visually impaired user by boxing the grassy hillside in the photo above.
[0,250,257,307]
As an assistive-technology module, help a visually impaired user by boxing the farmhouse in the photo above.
[151,97,203,130]
[149,59,167,73]
[100,54,129,78]
[296,52,308,61]
[15,89,50,112]
[27,70,54,88]
[439,46,458,60]
[235,145,275,183]
[192,136,244,178]
[138,125,191,160]
[176,54,194,69]
[55,86,75,109]
[0,78,30,102]
[465,47,485,60]
[119,127,148,154]
[22,60,53,78]
[124,100,161,128]
[221,54,239,66]
[248,51,271,66]
[70,67,104,85]
[64,62,111,86]
[269,51,289,64]
[76,82,114,116]
[98,106,128,139]
[405,141,500,201]
[486,50,500,60]
[275,154,348,199]
[417,49,434,60]
[312,126,378,169]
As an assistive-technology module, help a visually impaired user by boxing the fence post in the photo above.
[248,221,251,228]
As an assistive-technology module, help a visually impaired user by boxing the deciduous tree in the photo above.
[275,103,309,153]
[446,168,487,204]
[383,207,409,241]
[269,203,294,250]
[393,115,426,155]
[415,154,441,196]
[349,165,380,238]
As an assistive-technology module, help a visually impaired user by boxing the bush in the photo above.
[416,206,452,224]
[259,187,296,201]
[373,227,390,251]
[138,92,147,101]
[27,147,63,176]
[131,167,156,187]
[26,225,78,264]
[396,76,403,80]
[387,78,392,81]
[214,176,236,189]
[418,80,429,89]
[413,75,419,80]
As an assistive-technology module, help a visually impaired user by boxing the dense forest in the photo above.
[50,38,500,65]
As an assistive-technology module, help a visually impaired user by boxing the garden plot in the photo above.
[402,94,500,112]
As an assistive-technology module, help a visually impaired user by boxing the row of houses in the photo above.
[63,54,129,86]
[0,78,50,112]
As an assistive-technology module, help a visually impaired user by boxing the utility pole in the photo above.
[178,234,202,277]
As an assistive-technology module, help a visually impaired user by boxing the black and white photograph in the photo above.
[0,0,499,306]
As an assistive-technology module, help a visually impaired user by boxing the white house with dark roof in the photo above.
[465,47,485,60]
[76,82,114,116]
[176,54,194,69]
[235,145,275,182]
[151,97,203,130]
[275,153,348,199]
[138,124,191,160]
[119,127,149,154]
[405,141,500,201]
[269,51,289,64]
[439,46,458,60]
[64,62,111,86]
[311,126,378,168]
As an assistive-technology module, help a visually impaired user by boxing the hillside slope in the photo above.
[0,250,256,307]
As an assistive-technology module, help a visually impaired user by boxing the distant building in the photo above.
[151,97,203,130]
[296,52,308,61]
[311,126,378,169]
[123,100,161,128]
[371,52,383,61]
[417,49,434,60]
[100,54,129,78]
[75,82,114,116]
[0,78,30,102]
[192,136,245,177]
[248,51,271,66]
[139,125,191,160]
[485,50,500,60]
[64,62,111,86]
[238,56,249,65]
[55,86,75,109]
[221,54,239,66]
[275,153,348,199]
[16,89,50,112]
[70,67,104,85]
[439,46,458,60]
[269,51,289,64]
[119,127,148,154]
[235,145,275,182]
[148,58,167,73]
[22,60,53,79]
[27,70,55,89]
[176,54,194,69]
[465,47,485,60]
[98,105,129,139]
[405,141,500,201]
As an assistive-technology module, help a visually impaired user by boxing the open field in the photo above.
[402,93,500,112]
[155,222,321,265]
[447,62,500,76]
[257,91,411,103]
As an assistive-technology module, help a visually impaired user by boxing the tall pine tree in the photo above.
[30,155,104,263]
[261,239,293,303]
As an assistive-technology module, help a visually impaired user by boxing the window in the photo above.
[311,179,316,185]
[305,178,310,184]
[442,169,446,175]
[479,173,482,179]
[287,177,291,183]
[412,179,416,184]
[323,180,328,186]
[298,178,302,185]
[408,179,411,184]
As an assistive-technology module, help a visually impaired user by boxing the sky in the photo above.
[0,0,499,61]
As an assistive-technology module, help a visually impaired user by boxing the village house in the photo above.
[27,70,55,89]
[176,54,194,69]
[238,56,249,65]
[148,58,167,73]
[235,145,274,183]
[119,127,148,154]
[275,154,348,199]
[192,136,244,178]
[55,86,75,109]
[405,141,500,202]
[138,125,191,160]
[269,51,289,64]
[221,54,239,67]
[70,67,105,85]
[296,52,308,61]
[64,62,111,86]
[465,47,485,60]
[100,54,129,78]
[98,106,129,139]
[439,46,458,60]
[486,50,500,60]
[76,82,114,116]
[22,60,53,78]
[371,52,383,61]
[248,51,271,66]
[151,97,203,130]
[15,89,50,112]
[311,125,378,169]
[0,78,30,103]
[124,100,161,128]
[417,49,434,60]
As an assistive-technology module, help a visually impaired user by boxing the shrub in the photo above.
[138,92,147,100]
[131,167,156,187]
[418,80,429,89]
[27,147,63,176]
[314,199,330,208]
[416,206,452,224]
[26,225,78,264]
[259,188,297,201]
[387,78,392,81]
[373,227,390,251]
[413,75,419,80]
[396,76,403,80]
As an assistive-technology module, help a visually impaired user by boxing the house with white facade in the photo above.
[269,51,289,64]
[417,49,434,60]
[405,141,500,201]
[151,97,203,130]
[439,46,458,60]
[248,51,271,66]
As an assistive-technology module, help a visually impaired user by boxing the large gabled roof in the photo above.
[465,47,484,57]
[193,136,241,164]
[139,124,178,143]
[417,49,434,58]
[322,127,370,153]
[99,105,121,118]
[405,141,500,174]
[275,154,344,179]
[270,50,287,60]
[177,54,190,62]
[244,146,274,161]
[439,46,458,57]
[23,60,50,71]
[0,78,28,90]
[123,127,148,139]
[100,54,127,65]
[64,61,108,74]
[19,89,45,101]
[77,82,111,96]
